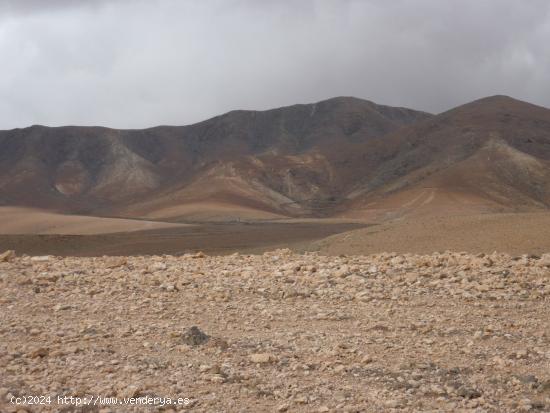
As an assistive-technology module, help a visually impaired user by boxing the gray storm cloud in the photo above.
[0,0,549,129]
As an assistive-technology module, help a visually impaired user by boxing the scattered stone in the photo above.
[249,353,275,364]
[361,355,373,364]
[150,262,167,271]
[385,399,403,408]
[0,250,15,262]
[181,326,209,346]
[457,386,482,399]
[0,250,547,412]
[29,347,49,358]
[117,385,141,398]
[105,257,127,268]
[277,403,290,412]
[53,304,72,311]
[30,255,51,262]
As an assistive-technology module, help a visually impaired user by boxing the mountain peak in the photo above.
[476,94,516,102]
[436,95,550,119]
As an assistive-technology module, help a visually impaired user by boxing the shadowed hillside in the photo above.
[2,95,550,222]
[0,97,431,219]
[341,96,550,219]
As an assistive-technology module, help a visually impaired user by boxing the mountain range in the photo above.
[1,95,550,222]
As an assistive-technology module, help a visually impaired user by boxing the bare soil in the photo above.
[0,207,186,235]
[0,250,549,412]
[313,212,550,257]
[0,222,365,257]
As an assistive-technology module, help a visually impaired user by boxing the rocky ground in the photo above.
[0,249,549,412]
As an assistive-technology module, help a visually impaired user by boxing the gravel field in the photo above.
[0,249,549,412]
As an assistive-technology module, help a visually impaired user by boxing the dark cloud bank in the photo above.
[0,0,549,129]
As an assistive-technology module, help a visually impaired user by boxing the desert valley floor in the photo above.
[2,207,550,257]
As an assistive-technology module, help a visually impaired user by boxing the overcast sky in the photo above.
[0,0,549,129]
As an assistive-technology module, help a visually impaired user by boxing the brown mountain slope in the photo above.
[0,97,431,219]
[1,95,550,222]
[342,95,550,219]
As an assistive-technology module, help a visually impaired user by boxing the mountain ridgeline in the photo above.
[1,95,550,221]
